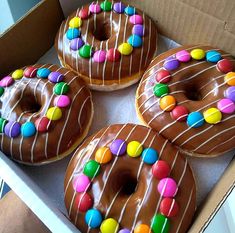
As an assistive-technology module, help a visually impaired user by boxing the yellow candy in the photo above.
[203,107,222,124]
[224,72,235,86]
[127,141,143,157]
[100,218,119,233]
[12,69,24,80]
[190,48,205,60]
[69,17,82,28]
[118,43,133,55]
[46,107,62,121]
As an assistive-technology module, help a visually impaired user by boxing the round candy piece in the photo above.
[100,0,112,11]
[124,6,135,16]
[127,35,142,48]
[100,218,119,233]
[118,43,133,55]
[73,174,91,193]
[132,24,144,37]
[171,105,189,122]
[151,214,170,233]
[70,38,84,51]
[225,86,235,102]
[74,192,93,212]
[160,198,179,217]
[152,160,170,180]
[142,148,159,165]
[110,139,127,156]
[203,107,222,124]
[217,58,233,73]
[176,50,191,62]
[46,107,62,121]
[159,95,176,111]
[187,112,204,128]
[79,45,92,58]
[79,8,90,19]
[35,117,50,133]
[54,82,69,95]
[0,87,4,97]
[217,98,235,114]
[153,83,169,97]
[224,72,235,86]
[4,121,21,138]
[119,229,130,233]
[66,28,81,40]
[107,48,121,62]
[95,147,112,164]
[190,48,205,60]
[0,118,7,133]
[85,209,103,228]
[129,15,143,25]
[134,224,151,233]
[21,122,36,137]
[69,17,82,28]
[156,70,171,83]
[113,2,125,13]
[89,2,101,14]
[23,66,37,78]
[54,95,71,108]
[127,141,143,157]
[0,76,14,87]
[206,50,221,63]
[37,68,51,78]
[163,56,180,71]
[157,178,178,197]
[12,69,24,80]
[83,160,101,178]
[48,72,64,83]
[93,50,106,63]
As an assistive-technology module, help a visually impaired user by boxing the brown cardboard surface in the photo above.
[0,0,64,76]
[124,0,235,56]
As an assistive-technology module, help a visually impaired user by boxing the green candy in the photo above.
[0,118,7,133]
[153,83,169,97]
[79,45,92,58]
[100,0,112,11]
[54,82,69,95]
[151,214,170,233]
[83,160,101,178]
[0,87,4,97]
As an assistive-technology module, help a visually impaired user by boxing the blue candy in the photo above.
[85,209,103,228]
[142,148,159,165]
[37,68,51,78]
[206,50,222,63]
[187,112,204,128]
[66,28,81,40]
[21,122,36,137]
[124,6,136,15]
[127,35,143,48]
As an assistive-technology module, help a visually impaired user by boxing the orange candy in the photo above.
[159,95,176,111]
[134,224,152,233]
[224,72,235,86]
[95,147,112,164]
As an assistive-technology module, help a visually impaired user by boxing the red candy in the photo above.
[35,117,50,133]
[23,67,37,78]
[160,198,179,217]
[217,59,233,73]
[75,192,93,212]
[156,70,171,83]
[106,48,121,62]
[171,105,188,122]
[79,8,90,19]
[152,160,170,180]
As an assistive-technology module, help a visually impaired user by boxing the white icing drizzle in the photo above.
[144,18,151,67]
[62,17,70,63]
[77,96,91,128]
[138,13,145,75]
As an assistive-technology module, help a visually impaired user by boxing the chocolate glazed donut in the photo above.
[0,64,93,165]
[136,45,235,157]
[55,1,157,91]
[64,124,196,233]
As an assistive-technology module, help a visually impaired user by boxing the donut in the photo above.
[136,45,235,157]
[0,64,93,164]
[64,124,196,233]
[55,1,157,91]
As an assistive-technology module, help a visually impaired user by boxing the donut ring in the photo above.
[136,45,235,157]
[64,124,196,233]
[0,64,93,164]
[55,1,157,91]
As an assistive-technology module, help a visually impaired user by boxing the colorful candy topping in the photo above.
[73,174,91,193]
[153,48,235,128]
[100,218,119,233]
[127,140,143,157]
[75,192,93,212]
[12,69,24,80]
[134,224,151,233]
[85,209,103,228]
[160,198,179,217]
[151,214,170,233]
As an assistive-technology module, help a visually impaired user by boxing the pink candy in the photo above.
[73,174,91,193]
[157,177,178,198]
[129,14,143,25]
[93,50,106,63]
[217,98,235,114]
[176,50,191,62]
[89,3,101,14]
[54,95,71,108]
[0,76,14,87]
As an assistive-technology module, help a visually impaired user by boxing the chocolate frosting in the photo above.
[0,64,93,164]
[55,1,157,87]
[136,45,235,156]
[64,124,196,233]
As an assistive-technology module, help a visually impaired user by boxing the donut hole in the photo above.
[184,84,203,101]
[19,94,42,113]
[93,22,111,41]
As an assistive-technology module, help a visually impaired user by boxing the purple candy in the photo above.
[4,121,21,138]
[163,56,180,71]
[70,38,84,51]
[113,2,125,13]
[48,72,64,83]
[110,139,127,156]
[132,24,144,36]
[118,229,130,233]
[225,86,235,102]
